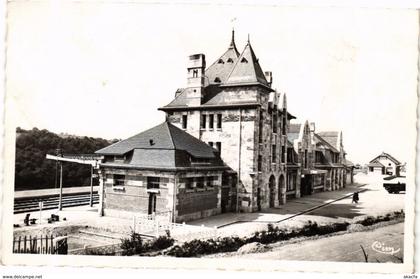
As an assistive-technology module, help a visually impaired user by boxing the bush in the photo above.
[356,211,404,227]
[151,230,175,251]
[121,230,175,256]
[121,232,144,256]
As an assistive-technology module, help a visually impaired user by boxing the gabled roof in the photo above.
[317,131,340,151]
[369,152,401,165]
[314,133,339,153]
[205,30,240,85]
[367,161,385,168]
[95,122,216,158]
[224,40,269,87]
[289,123,302,134]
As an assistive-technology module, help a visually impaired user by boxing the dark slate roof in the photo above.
[369,152,401,165]
[314,134,339,153]
[289,123,301,133]
[205,30,240,85]
[96,122,216,158]
[344,159,354,167]
[224,41,269,87]
[317,131,339,150]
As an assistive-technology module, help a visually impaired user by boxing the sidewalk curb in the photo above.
[216,185,368,229]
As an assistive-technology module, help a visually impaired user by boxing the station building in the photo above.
[94,31,354,221]
[159,31,295,212]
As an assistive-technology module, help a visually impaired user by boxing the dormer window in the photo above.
[218,59,224,64]
[241,57,248,63]
[214,77,221,83]
[227,58,234,63]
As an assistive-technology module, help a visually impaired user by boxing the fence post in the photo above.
[133,216,136,234]
[17,236,21,253]
[23,236,27,253]
[51,235,54,254]
[45,235,48,253]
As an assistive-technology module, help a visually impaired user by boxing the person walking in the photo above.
[352,192,359,203]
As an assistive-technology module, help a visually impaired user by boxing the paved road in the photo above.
[237,222,404,263]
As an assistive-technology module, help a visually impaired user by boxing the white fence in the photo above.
[132,212,218,242]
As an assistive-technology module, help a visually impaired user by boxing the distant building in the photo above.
[288,122,351,195]
[95,122,230,222]
[313,130,347,191]
[368,152,401,176]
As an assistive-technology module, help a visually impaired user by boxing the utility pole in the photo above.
[89,165,94,207]
[58,162,63,211]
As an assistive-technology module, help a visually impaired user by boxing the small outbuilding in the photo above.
[368,152,401,176]
[95,121,231,222]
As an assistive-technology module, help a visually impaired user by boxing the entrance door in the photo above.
[221,187,229,213]
[257,188,261,211]
[148,194,157,215]
[269,176,276,208]
[301,175,312,196]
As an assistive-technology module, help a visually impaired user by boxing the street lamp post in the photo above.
[89,165,94,207]
[58,162,63,211]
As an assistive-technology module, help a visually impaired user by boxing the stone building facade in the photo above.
[159,32,296,212]
[313,131,347,191]
[95,122,230,222]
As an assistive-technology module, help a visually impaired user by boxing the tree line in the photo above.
[15,127,117,191]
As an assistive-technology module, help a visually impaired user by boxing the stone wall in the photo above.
[98,168,223,222]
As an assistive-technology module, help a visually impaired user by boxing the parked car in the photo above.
[383,175,406,194]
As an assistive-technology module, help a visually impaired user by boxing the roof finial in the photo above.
[247,33,251,45]
[230,28,235,48]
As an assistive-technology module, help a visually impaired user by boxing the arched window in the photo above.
[218,59,224,64]
[214,77,221,83]
[227,58,234,63]
[241,57,248,63]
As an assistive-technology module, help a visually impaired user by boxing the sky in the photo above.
[5,2,419,164]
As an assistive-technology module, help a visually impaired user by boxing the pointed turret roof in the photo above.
[205,30,240,85]
[224,39,269,87]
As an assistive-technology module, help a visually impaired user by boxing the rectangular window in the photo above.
[114,174,125,186]
[185,177,194,190]
[216,142,222,153]
[208,141,213,147]
[216,114,222,129]
[272,144,276,162]
[281,146,286,163]
[182,114,188,129]
[209,114,214,129]
[272,114,277,133]
[282,110,286,135]
[196,177,205,189]
[259,110,264,143]
[258,155,262,171]
[201,114,206,129]
[147,177,160,189]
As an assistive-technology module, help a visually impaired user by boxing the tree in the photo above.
[14,127,112,190]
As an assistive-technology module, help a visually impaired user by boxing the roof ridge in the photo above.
[165,122,176,149]
[224,43,245,82]
[315,133,339,153]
